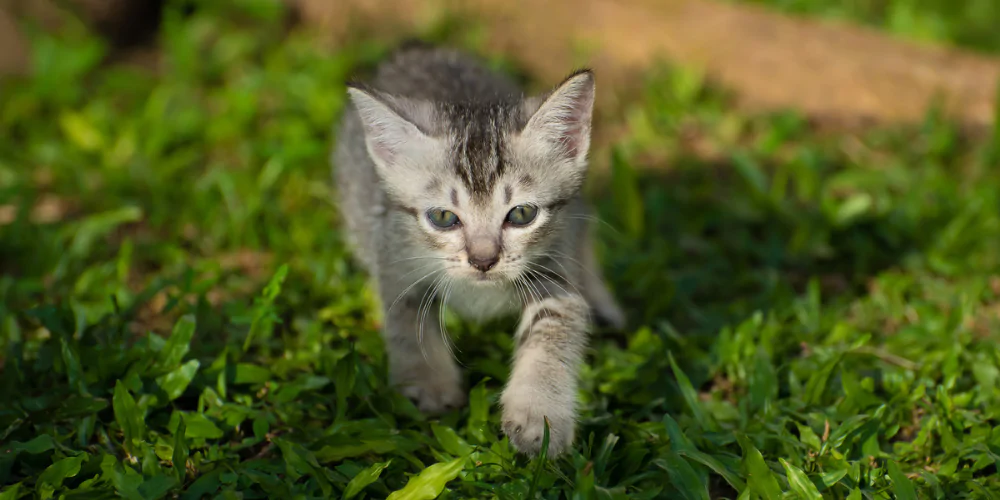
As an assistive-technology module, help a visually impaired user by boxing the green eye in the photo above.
[505,204,538,226]
[427,208,460,228]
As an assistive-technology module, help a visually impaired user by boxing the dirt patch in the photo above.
[0,8,29,76]
[294,0,1000,130]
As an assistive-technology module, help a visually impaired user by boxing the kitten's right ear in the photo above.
[346,84,429,168]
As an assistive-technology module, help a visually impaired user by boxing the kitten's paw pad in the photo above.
[500,398,574,457]
[399,381,466,414]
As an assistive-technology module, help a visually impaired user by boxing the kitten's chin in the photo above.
[460,272,503,286]
[473,274,500,284]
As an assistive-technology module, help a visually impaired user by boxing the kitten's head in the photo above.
[346,70,594,285]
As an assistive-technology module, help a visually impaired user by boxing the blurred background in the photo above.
[2,0,1000,498]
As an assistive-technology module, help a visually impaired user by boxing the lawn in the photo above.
[2,1,1000,499]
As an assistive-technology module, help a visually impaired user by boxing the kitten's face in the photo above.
[348,71,594,286]
[406,167,563,284]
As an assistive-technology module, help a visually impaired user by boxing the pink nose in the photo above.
[468,254,499,272]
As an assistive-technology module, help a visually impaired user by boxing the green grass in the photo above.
[734,0,1000,54]
[3,1,1000,499]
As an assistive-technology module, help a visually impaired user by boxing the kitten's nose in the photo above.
[468,254,499,272]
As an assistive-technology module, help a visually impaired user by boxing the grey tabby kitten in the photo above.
[332,46,623,456]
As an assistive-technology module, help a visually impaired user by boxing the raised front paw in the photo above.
[500,385,575,457]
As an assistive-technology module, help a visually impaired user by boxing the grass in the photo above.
[3,1,1000,498]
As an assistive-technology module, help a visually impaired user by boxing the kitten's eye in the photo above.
[505,204,538,226]
[427,208,460,228]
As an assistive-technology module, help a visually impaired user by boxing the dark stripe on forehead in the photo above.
[447,101,516,197]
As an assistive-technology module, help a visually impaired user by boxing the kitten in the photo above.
[332,45,624,456]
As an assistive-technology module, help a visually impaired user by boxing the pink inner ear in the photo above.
[560,113,587,158]
[366,124,399,165]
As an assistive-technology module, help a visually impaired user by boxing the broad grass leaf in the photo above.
[386,457,465,500]
[316,438,403,462]
[804,353,843,405]
[662,414,695,452]
[244,264,289,351]
[182,414,223,439]
[93,455,141,500]
[736,434,781,500]
[668,352,717,432]
[59,111,104,151]
[466,379,490,444]
[824,414,870,453]
[431,423,473,457]
[59,336,87,394]
[38,455,85,490]
[0,436,56,485]
[138,474,178,500]
[172,418,189,482]
[180,469,222,500]
[233,364,271,384]
[334,353,356,422]
[779,458,822,500]
[155,315,196,372]
[663,414,747,491]
[56,396,108,419]
[0,483,20,500]
[343,460,391,499]
[815,469,848,491]
[677,450,746,492]
[887,460,918,500]
[795,423,822,451]
[748,348,778,411]
[157,360,200,401]
[114,381,146,456]
[275,438,332,497]
[655,453,710,500]
[2,435,56,455]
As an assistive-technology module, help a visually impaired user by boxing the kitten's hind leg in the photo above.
[380,280,465,414]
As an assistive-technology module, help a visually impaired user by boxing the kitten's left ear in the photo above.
[521,70,595,165]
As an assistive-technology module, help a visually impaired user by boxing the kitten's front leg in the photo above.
[381,282,465,414]
[501,294,589,456]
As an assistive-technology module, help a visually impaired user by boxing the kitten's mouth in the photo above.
[470,272,500,284]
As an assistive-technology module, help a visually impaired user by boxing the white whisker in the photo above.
[388,267,445,314]
[416,272,446,369]
[526,261,579,298]
[549,249,604,284]
[565,214,620,235]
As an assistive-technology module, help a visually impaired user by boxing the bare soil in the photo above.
[293,0,1000,130]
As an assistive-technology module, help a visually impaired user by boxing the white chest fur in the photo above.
[444,281,522,322]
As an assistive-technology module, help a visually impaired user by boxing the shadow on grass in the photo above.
[594,155,933,337]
